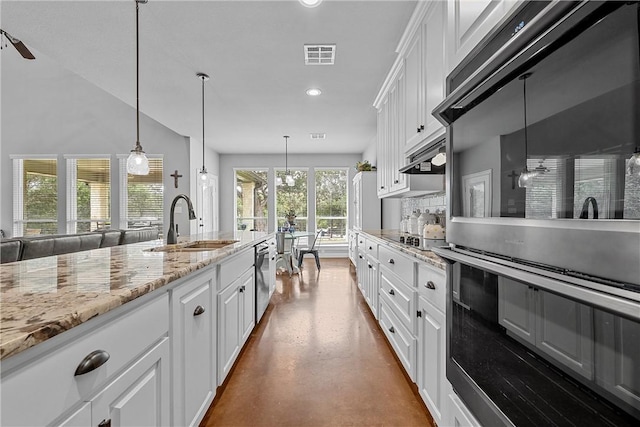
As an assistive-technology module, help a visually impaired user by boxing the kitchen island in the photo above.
[0,229,272,427]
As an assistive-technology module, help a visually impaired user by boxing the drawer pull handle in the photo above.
[388,289,395,296]
[193,305,205,316]
[388,259,395,264]
[98,419,111,427]
[425,281,436,290]
[368,263,372,269]
[74,350,110,376]
[359,255,363,259]
[239,285,246,293]
[389,326,395,334]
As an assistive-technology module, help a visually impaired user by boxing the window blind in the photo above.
[13,158,58,236]
[67,158,111,233]
[121,158,163,233]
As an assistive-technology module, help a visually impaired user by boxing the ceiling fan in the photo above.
[0,29,35,59]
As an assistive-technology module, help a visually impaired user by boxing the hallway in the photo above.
[201,258,434,427]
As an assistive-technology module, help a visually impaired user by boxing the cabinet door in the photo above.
[353,175,362,230]
[536,290,594,380]
[404,32,422,150]
[367,258,379,319]
[448,393,482,427]
[594,310,640,410]
[218,281,242,383]
[357,250,366,293]
[172,277,215,427]
[447,0,519,73]
[240,268,256,344]
[498,277,536,346]
[392,67,408,192]
[377,98,390,196]
[91,338,170,427]
[57,402,91,427]
[417,297,446,425]
[421,0,446,142]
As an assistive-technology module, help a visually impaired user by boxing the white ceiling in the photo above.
[1,0,417,155]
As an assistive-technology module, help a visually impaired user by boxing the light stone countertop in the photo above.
[359,229,448,270]
[0,230,271,361]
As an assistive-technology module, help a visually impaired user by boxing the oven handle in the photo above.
[432,247,640,321]
[433,0,603,126]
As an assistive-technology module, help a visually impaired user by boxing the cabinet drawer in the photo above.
[364,237,378,258]
[417,263,446,312]
[1,293,169,427]
[378,245,415,286]
[380,268,417,335]
[218,247,254,291]
[379,300,417,381]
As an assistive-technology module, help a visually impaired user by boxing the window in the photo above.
[315,169,348,244]
[275,169,308,231]
[67,157,111,233]
[13,157,58,236]
[235,169,268,232]
[120,157,163,233]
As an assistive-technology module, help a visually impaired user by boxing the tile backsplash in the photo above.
[401,191,446,219]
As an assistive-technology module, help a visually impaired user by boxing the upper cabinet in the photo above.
[446,0,520,73]
[403,0,447,154]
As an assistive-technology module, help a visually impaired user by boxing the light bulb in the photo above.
[286,174,295,186]
[431,152,446,167]
[627,149,640,176]
[126,149,149,175]
[276,177,283,186]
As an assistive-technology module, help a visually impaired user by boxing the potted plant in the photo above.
[355,160,374,171]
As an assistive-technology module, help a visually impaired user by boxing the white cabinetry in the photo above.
[402,0,447,153]
[374,0,448,198]
[217,248,255,384]
[416,263,448,426]
[448,393,482,427]
[171,271,216,427]
[91,337,170,427]
[352,171,381,231]
[498,277,594,380]
[447,0,520,73]
[1,293,170,427]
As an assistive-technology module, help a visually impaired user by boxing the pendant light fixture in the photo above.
[627,147,640,176]
[126,0,150,175]
[197,72,210,186]
[284,135,295,186]
[518,73,537,188]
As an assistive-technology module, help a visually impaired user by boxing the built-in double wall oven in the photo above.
[432,1,640,426]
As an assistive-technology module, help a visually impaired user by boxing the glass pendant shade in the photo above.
[518,168,538,188]
[276,176,283,186]
[286,173,295,186]
[627,148,640,176]
[127,145,149,175]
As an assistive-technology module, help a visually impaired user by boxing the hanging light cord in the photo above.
[201,75,206,172]
[135,0,140,150]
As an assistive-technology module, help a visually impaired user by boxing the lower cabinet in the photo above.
[91,337,171,427]
[218,266,255,384]
[379,299,417,381]
[171,271,216,427]
[417,296,446,426]
[365,254,379,319]
[448,393,482,427]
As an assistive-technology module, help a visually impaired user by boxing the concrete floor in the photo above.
[201,258,434,427]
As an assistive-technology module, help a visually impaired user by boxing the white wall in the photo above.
[362,135,377,166]
[219,153,361,234]
[1,48,192,238]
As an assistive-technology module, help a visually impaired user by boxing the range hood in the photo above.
[400,139,446,175]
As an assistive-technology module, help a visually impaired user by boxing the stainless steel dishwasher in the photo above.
[254,242,270,323]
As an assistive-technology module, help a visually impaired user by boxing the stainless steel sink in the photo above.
[149,240,238,252]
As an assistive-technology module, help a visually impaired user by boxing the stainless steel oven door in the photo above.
[433,246,640,427]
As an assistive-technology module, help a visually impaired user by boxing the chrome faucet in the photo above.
[579,197,599,219]
[167,194,197,244]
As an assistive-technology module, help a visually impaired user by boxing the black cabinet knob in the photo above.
[193,305,205,316]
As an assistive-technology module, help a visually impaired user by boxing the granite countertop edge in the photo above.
[0,231,273,361]
[357,229,448,270]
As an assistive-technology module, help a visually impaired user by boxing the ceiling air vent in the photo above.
[310,133,326,140]
[304,44,336,65]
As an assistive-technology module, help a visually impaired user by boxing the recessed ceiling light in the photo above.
[306,88,322,96]
[299,0,322,8]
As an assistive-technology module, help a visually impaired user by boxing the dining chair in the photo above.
[274,232,295,276]
[297,229,322,270]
